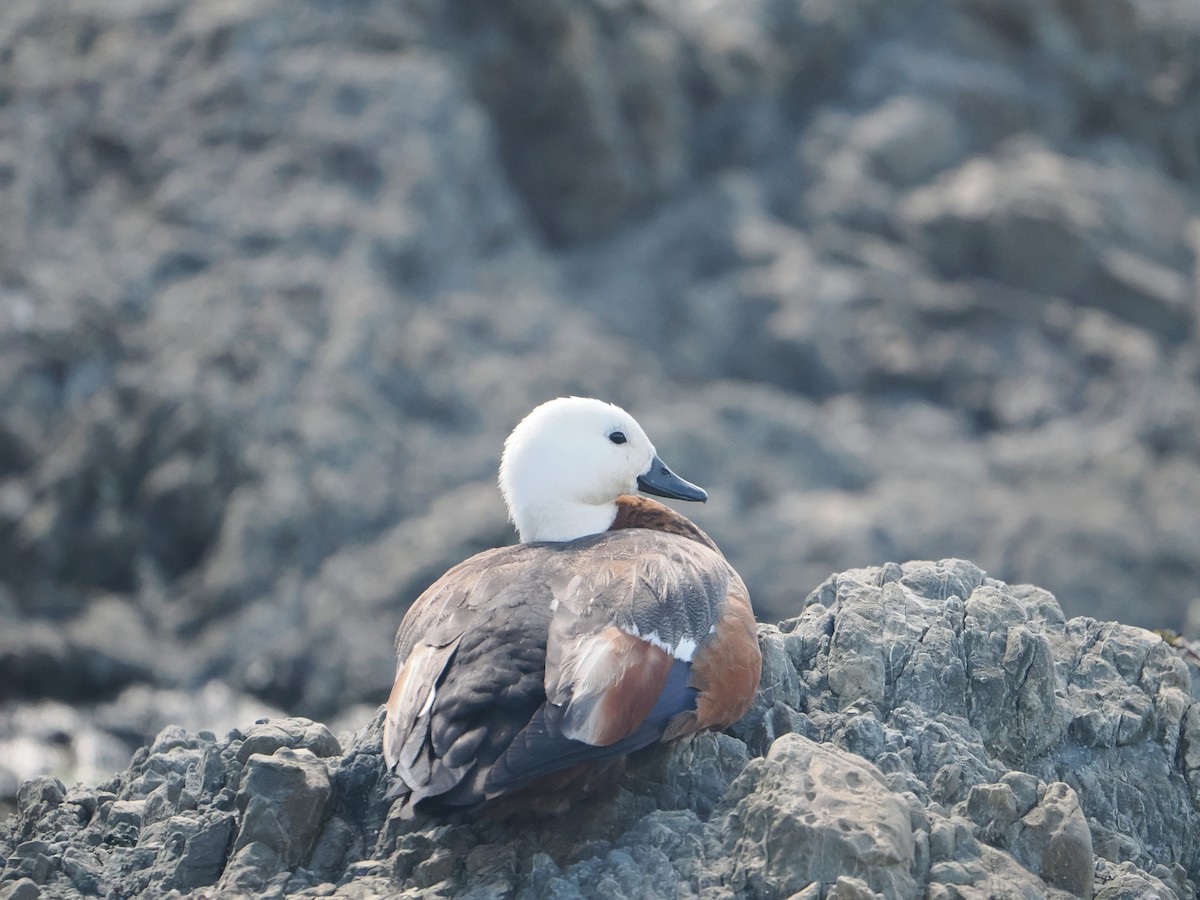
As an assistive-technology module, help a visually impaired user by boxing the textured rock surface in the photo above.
[720,734,923,898]
[3,561,1199,898]
[3,0,1200,819]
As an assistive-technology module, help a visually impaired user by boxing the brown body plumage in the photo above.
[383,495,760,815]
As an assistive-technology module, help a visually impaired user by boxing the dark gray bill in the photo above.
[637,455,707,502]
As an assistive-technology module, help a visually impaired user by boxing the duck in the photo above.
[382,396,761,814]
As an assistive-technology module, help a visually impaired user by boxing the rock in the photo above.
[0,880,41,900]
[960,779,1094,897]
[151,812,236,891]
[105,800,145,832]
[234,718,342,763]
[5,561,1194,898]
[826,876,883,900]
[719,733,923,897]
[0,681,286,810]
[14,778,63,825]
[898,140,1195,340]
[1012,783,1094,897]
[60,847,102,895]
[853,95,966,188]
[233,748,333,869]
[217,841,285,895]
[1094,859,1180,900]
[621,732,749,817]
[1,841,57,886]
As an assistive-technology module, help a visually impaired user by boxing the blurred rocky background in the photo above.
[1,0,1199,806]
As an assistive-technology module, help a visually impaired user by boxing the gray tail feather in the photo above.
[384,760,476,818]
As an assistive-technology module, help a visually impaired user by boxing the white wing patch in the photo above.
[419,680,438,717]
[620,624,697,661]
[384,641,458,771]
[673,637,698,660]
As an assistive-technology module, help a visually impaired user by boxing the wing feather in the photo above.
[383,638,462,772]
[551,626,675,746]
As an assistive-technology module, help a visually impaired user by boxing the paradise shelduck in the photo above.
[382,397,761,814]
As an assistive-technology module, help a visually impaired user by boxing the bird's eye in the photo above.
[609,431,627,445]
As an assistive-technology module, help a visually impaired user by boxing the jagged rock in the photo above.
[4,563,1198,898]
[719,733,924,897]
[0,880,41,900]
[233,749,333,869]
[961,779,1093,896]
[234,718,342,764]
[1094,859,1181,900]
[218,841,286,895]
[148,812,236,891]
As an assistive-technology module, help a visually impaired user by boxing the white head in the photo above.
[499,397,706,543]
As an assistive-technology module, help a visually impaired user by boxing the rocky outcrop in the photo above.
[3,561,1197,898]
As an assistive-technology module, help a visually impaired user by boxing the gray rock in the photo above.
[718,733,923,897]
[104,799,145,832]
[853,95,966,187]
[1012,783,1094,898]
[961,779,1093,897]
[60,847,103,894]
[1,841,57,886]
[0,683,286,808]
[235,718,342,763]
[826,875,883,900]
[1094,859,1180,900]
[151,812,236,891]
[620,732,749,817]
[3,561,1199,898]
[14,778,63,827]
[0,880,41,900]
[217,841,285,895]
[233,748,332,871]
